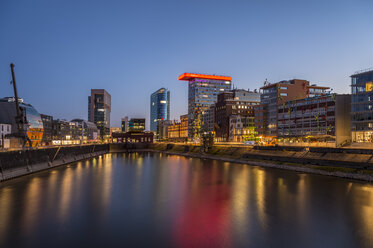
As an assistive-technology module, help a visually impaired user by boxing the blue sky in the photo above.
[1,0,372,128]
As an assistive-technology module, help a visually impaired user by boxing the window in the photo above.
[280,93,288,97]
[280,86,287,90]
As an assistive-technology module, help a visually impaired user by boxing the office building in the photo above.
[150,88,170,132]
[351,69,373,142]
[255,79,329,143]
[88,89,111,138]
[178,73,232,139]
[129,118,145,132]
[215,89,260,141]
[277,94,351,147]
[71,119,99,141]
[40,114,53,145]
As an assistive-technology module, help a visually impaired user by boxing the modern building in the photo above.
[0,123,11,149]
[178,73,232,139]
[40,114,53,145]
[168,114,188,142]
[129,118,146,132]
[88,89,111,138]
[156,119,172,140]
[202,105,215,133]
[215,89,260,141]
[52,119,73,144]
[112,131,154,144]
[351,68,373,143]
[71,119,99,141]
[150,88,170,132]
[121,116,129,132]
[277,94,351,147]
[255,79,329,143]
[0,97,44,147]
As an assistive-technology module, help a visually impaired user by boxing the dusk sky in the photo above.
[1,0,372,128]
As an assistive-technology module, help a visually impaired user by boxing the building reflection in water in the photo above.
[0,153,372,247]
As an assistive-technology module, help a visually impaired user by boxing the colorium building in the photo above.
[178,73,232,139]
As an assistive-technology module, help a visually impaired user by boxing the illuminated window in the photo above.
[366,82,373,92]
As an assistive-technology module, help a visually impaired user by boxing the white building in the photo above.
[0,123,11,149]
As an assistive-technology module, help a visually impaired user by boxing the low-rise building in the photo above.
[129,118,146,132]
[255,79,330,144]
[112,131,154,143]
[168,114,188,142]
[277,94,351,147]
[41,114,53,145]
[0,123,11,149]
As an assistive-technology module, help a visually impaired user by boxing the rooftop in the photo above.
[178,73,231,81]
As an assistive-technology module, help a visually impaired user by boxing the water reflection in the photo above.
[0,153,372,248]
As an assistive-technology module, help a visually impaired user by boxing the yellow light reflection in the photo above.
[21,177,42,235]
[0,187,13,241]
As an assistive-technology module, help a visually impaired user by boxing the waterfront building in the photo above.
[121,116,129,132]
[168,114,188,142]
[350,68,373,143]
[71,119,99,141]
[110,127,121,135]
[129,118,145,132]
[112,131,154,144]
[40,114,53,145]
[215,89,260,142]
[150,88,170,132]
[157,119,172,140]
[255,79,329,143]
[88,89,111,138]
[202,105,215,133]
[178,73,232,139]
[0,97,44,147]
[0,123,11,149]
[277,94,351,147]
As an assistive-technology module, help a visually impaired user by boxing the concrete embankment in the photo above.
[0,144,108,181]
[150,143,373,182]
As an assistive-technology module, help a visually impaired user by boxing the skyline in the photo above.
[1,0,373,128]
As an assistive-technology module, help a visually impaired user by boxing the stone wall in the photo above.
[0,144,108,181]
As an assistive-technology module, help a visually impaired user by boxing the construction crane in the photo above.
[8,63,32,148]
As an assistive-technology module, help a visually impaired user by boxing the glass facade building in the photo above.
[179,73,232,139]
[150,88,170,132]
[0,98,44,147]
[351,69,373,142]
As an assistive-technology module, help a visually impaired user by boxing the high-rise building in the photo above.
[255,79,329,143]
[150,88,170,132]
[351,68,373,142]
[88,89,111,138]
[178,73,232,139]
[215,89,260,141]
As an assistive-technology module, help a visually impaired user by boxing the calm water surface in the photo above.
[0,153,373,248]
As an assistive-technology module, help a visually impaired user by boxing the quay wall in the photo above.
[150,143,373,170]
[0,144,109,181]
